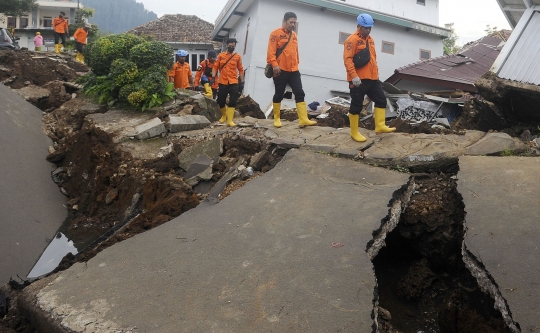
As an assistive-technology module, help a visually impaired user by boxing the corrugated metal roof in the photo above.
[496,0,540,28]
[497,11,540,86]
[386,32,509,92]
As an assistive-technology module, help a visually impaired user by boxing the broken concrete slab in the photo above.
[14,85,50,102]
[301,143,337,153]
[178,137,223,171]
[190,93,222,122]
[167,115,210,133]
[184,154,214,186]
[133,117,166,140]
[19,150,410,332]
[465,132,527,155]
[458,156,540,332]
[0,83,66,285]
[249,150,270,170]
[86,110,158,143]
[270,137,304,149]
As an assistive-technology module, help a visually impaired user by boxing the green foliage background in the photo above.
[80,33,175,110]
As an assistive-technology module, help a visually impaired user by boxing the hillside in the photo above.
[82,0,158,33]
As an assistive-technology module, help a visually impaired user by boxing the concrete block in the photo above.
[466,133,523,155]
[271,137,304,149]
[168,115,210,133]
[134,117,166,140]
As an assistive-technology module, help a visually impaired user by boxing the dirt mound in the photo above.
[235,95,266,119]
[0,50,87,89]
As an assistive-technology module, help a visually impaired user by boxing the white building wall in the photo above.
[346,0,439,26]
[229,0,444,108]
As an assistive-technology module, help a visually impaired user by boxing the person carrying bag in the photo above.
[264,32,291,78]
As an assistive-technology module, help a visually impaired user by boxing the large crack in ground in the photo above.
[369,174,519,333]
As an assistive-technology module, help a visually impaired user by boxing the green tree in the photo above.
[69,8,99,40]
[485,24,498,35]
[443,23,461,55]
[0,0,37,17]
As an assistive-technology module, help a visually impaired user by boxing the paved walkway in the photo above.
[458,156,540,332]
[0,83,66,285]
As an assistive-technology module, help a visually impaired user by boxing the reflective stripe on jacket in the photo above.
[53,17,68,34]
[212,52,244,85]
[343,33,379,81]
[168,62,192,89]
[267,28,299,72]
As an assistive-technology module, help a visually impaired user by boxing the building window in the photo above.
[20,18,29,28]
[417,0,425,5]
[420,49,431,60]
[43,17,52,28]
[7,17,16,28]
[339,32,351,44]
[191,54,198,71]
[381,41,395,54]
[243,21,250,55]
[200,54,206,62]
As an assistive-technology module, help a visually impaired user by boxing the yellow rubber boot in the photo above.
[296,102,317,127]
[54,44,60,53]
[374,107,396,134]
[203,83,213,98]
[226,107,237,127]
[273,102,282,128]
[218,106,227,123]
[349,114,367,142]
[58,43,63,53]
[79,53,85,64]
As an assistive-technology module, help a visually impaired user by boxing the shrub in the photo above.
[81,33,176,110]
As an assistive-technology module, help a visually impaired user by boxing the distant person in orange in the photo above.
[211,38,245,127]
[73,23,91,63]
[52,11,69,53]
[267,12,316,128]
[343,13,395,142]
[195,49,218,99]
[168,50,193,89]
[33,32,43,51]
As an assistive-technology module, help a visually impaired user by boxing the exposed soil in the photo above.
[375,174,513,333]
[0,50,87,89]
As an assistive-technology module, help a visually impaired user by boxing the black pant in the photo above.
[76,42,84,53]
[217,84,239,108]
[272,70,305,103]
[212,88,218,100]
[54,32,66,45]
[349,79,387,115]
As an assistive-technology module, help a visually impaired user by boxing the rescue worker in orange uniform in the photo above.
[267,12,316,128]
[211,38,245,127]
[73,23,91,63]
[195,50,218,99]
[52,11,69,54]
[343,13,395,142]
[168,50,193,89]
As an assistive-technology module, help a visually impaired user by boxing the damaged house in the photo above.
[211,0,451,107]
[476,0,540,123]
[128,14,220,73]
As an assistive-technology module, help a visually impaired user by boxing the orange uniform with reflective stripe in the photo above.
[267,28,299,72]
[343,32,379,81]
[168,62,192,89]
[212,52,244,85]
[73,28,88,44]
[53,17,69,34]
[195,59,218,89]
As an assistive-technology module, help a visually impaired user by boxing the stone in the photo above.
[134,118,166,140]
[249,150,270,170]
[178,137,223,171]
[177,104,194,116]
[264,129,279,139]
[105,188,119,204]
[465,132,525,155]
[302,143,337,153]
[271,137,304,149]
[167,115,210,133]
[191,94,221,122]
[520,130,531,144]
[185,154,214,186]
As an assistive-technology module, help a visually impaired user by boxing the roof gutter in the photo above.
[211,0,244,41]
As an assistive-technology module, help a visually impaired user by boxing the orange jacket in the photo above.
[168,62,192,89]
[267,27,299,72]
[53,17,69,34]
[343,32,379,81]
[212,52,244,85]
[195,59,218,89]
[73,28,88,44]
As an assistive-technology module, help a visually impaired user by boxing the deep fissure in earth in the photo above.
[373,174,516,333]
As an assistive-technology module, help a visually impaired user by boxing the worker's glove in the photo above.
[209,77,215,85]
[352,77,362,87]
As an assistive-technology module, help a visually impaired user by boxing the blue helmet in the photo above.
[357,13,374,28]
[177,50,188,57]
